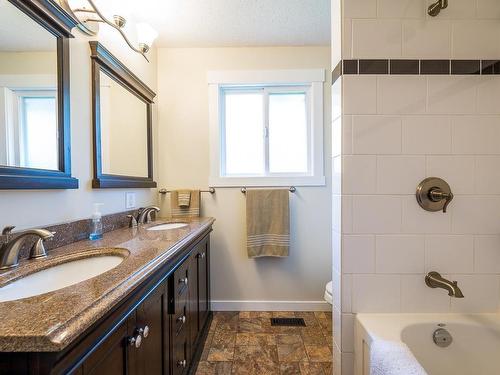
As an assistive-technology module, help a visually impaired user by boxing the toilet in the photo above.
[324,280,333,305]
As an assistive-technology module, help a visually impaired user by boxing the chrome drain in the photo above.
[433,328,453,348]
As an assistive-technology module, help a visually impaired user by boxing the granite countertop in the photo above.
[0,217,215,352]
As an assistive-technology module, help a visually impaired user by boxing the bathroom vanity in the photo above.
[0,218,214,375]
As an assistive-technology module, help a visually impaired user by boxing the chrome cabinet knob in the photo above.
[177,315,186,324]
[138,325,150,338]
[179,277,188,285]
[177,359,187,368]
[128,334,142,348]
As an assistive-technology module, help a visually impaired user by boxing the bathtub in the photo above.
[354,313,500,375]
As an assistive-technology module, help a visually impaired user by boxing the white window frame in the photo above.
[2,88,57,168]
[208,69,325,187]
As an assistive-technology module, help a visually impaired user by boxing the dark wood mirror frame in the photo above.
[90,41,157,189]
[0,0,79,189]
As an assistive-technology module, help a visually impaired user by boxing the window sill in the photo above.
[208,175,326,187]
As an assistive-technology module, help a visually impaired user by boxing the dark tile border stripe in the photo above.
[359,59,388,74]
[343,59,358,74]
[451,60,480,75]
[332,59,500,83]
[390,59,419,75]
[421,60,450,75]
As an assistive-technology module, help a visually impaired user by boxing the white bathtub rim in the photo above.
[356,313,500,343]
[354,313,500,375]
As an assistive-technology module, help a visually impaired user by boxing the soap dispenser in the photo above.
[89,203,104,240]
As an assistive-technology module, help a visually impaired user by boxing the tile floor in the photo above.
[196,311,333,374]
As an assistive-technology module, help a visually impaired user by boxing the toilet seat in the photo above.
[324,280,333,305]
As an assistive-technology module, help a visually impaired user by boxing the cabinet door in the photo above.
[80,314,135,375]
[135,284,168,375]
[196,239,210,331]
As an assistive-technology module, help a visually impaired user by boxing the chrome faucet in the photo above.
[425,271,464,298]
[0,226,54,270]
[136,206,160,224]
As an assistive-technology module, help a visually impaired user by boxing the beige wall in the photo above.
[157,47,332,308]
[0,52,56,75]
[0,27,158,230]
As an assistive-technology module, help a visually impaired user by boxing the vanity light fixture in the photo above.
[60,0,158,62]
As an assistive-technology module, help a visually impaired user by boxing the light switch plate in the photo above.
[125,192,136,209]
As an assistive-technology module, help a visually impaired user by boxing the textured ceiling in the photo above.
[129,0,330,47]
[0,0,56,52]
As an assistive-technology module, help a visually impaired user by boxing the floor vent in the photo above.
[270,317,306,327]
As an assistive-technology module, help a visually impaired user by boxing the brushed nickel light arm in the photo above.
[86,0,149,62]
[60,0,156,62]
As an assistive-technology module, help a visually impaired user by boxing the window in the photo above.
[2,89,58,170]
[208,70,325,187]
[19,94,58,170]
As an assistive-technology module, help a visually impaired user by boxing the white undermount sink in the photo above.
[147,223,188,231]
[0,255,124,302]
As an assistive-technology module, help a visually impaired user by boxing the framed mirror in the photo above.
[0,0,78,189]
[90,41,157,188]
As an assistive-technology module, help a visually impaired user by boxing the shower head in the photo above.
[428,0,448,17]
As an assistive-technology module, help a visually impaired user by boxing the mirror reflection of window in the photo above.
[99,71,149,178]
[0,0,58,171]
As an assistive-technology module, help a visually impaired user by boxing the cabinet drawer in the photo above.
[173,301,188,335]
[172,328,189,375]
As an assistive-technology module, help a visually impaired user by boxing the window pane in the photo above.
[224,92,264,175]
[22,97,58,170]
[269,92,308,173]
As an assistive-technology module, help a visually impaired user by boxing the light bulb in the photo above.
[136,23,158,53]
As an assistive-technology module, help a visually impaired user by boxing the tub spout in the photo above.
[425,271,464,298]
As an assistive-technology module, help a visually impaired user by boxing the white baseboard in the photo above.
[211,300,332,312]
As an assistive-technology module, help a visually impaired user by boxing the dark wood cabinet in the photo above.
[0,231,212,375]
[135,285,167,375]
[79,315,133,375]
[78,268,169,375]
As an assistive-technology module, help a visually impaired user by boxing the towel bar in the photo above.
[158,187,216,194]
[241,186,296,194]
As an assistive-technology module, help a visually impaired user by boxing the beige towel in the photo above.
[171,190,200,218]
[177,190,191,208]
[246,189,290,258]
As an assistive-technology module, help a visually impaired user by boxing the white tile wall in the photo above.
[339,74,500,374]
[376,235,425,273]
[343,235,375,273]
[425,235,474,273]
[402,20,451,58]
[474,236,500,273]
[376,156,426,194]
[477,0,500,19]
[377,0,424,19]
[352,274,401,312]
[352,115,401,154]
[352,20,402,58]
[343,0,500,60]
[336,1,500,373]
[402,116,451,154]
[377,77,426,115]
